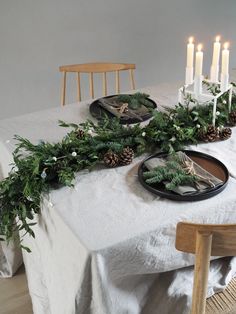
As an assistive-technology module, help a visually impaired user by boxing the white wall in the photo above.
[0,0,236,119]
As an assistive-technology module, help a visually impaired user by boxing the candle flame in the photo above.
[197,44,202,52]
[224,42,229,49]
[189,37,194,44]
[216,35,220,42]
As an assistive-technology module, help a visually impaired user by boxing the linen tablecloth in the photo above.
[1,82,236,313]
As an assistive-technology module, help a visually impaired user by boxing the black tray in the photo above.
[138,150,229,201]
[89,94,157,124]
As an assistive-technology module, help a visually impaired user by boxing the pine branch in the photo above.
[143,158,197,190]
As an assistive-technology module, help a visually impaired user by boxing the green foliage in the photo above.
[0,84,236,250]
[143,155,197,190]
[117,92,153,110]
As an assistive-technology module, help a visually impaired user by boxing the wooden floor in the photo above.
[0,265,32,314]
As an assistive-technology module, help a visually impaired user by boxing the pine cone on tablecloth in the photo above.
[198,125,219,142]
[103,151,119,168]
[76,129,85,139]
[219,127,232,140]
[229,111,236,126]
[119,147,134,166]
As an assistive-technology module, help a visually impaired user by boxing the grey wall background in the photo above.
[0,0,236,119]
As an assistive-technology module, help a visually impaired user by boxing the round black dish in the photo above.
[89,94,157,124]
[138,150,229,201]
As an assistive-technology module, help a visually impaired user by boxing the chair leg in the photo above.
[77,72,81,102]
[115,70,120,94]
[129,69,135,90]
[191,232,212,314]
[89,73,94,99]
[61,71,66,106]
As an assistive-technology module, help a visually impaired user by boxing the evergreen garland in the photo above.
[0,84,236,250]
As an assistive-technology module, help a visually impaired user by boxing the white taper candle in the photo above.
[187,37,194,68]
[210,36,221,82]
[212,36,221,66]
[220,42,230,92]
[222,42,229,75]
[195,44,203,76]
[185,37,194,85]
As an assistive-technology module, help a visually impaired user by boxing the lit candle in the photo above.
[212,36,221,66]
[195,44,203,76]
[210,36,221,82]
[187,37,194,68]
[220,42,230,92]
[222,42,229,75]
[194,44,203,96]
[185,37,194,85]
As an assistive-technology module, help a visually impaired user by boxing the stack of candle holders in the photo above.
[178,81,233,126]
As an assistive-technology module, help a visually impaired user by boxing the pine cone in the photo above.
[119,147,134,166]
[198,129,208,142]
[198,125,219,142]
[76,129,85,139]
[103,151,119,168]
[229,111,236,126]
[219,127,232,140]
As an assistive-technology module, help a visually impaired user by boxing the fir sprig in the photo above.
[143,156,197,190]
[117,92,153,110]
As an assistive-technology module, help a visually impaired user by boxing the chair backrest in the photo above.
[176,222,236,257]
[59,62,136,106]
[175,222,236,314]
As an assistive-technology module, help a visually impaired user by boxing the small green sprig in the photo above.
[117,92,153,110]
[143,155,197,190]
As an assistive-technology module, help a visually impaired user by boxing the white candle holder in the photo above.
[210,65,219,83]
[194,75,203,97]
[220,73,229,92]
[178,78,233,126]
[185,67,194,85]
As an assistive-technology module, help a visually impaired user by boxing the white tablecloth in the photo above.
[1,82,236,313]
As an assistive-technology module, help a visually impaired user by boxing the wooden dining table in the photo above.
[1,82,236,314]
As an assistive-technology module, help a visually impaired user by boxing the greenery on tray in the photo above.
[1,83,236,251]
[117,92,154,110]
[143,154,198,190]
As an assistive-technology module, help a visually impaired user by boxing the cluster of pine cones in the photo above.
[103,147,134,167]
[198,125,232,142]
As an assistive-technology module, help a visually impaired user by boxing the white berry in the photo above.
[216,111,220,116]
[142,132,146,137]
[72,152,77,157]
[41,171,47,179]
[196,124,201,129]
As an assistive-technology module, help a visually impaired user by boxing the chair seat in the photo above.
[206,277,236,313]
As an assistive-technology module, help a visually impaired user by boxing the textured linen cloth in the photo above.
[1,81,236,313]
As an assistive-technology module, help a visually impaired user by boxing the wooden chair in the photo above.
[175,222,236,314]
[59,62,136,106]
